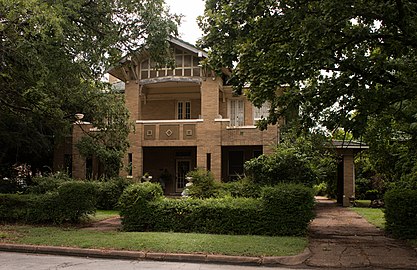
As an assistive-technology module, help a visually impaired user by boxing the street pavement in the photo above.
[0,252,312,270]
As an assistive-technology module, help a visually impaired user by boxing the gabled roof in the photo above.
[332,140,369,150]
[108,37,207,81]
[169,37,208,57]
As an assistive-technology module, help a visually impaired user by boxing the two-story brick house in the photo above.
[55,38,280,195]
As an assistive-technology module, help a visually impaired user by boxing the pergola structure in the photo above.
[332,140,369,206]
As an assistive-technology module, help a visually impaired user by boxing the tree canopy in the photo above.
[199,0,417,138]
[0,0,179,175]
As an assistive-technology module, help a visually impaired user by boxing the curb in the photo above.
[0,243,311,266]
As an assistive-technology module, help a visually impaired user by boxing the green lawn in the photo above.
[87,210,120,222]
[351,207,385,229]
[0,225,307,257]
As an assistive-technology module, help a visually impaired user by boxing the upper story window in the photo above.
[253,102,270,120]
[177,101,191,119]
[140,48,201,80]
[228,99,245,126]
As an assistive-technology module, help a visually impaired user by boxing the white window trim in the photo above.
[228,99,245,127]
[253,102,270,122]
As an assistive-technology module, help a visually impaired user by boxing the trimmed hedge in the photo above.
[384,189,417,239]
[93,178,132,210]
[119,182,315,236]
[0,182,97,224]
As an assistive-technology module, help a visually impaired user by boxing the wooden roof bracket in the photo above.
[121,67,129,83]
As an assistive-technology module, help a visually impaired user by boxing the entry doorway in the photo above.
[176,159,191,192]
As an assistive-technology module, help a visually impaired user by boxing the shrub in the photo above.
[220,178,261,198]
[384,189,417,239]
[119,182,163,231]
[119,183,315,236]
[261,184,315,235]
[313,182,328,196]
[54,181,97,223]
[26,176,70,194]
[0,178,26,194]
[244,149,316,186]
[0,181,97,224]
[93,178,132,210]
[186,169,219,199]
[0,194,30,222]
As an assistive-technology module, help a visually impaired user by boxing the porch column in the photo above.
[71,122,89,179]
[197,146,221,181]
[342,152,355,207]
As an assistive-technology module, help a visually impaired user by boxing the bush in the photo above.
[384,188,417,239]
[0,181,97,224]
[119,182,163,231]
[119,183,315,236]
[244,149,316,186]
[186,169,219,199]
[54,181,97,223]
[93,178,132,210]
[26,176,70,194]
[313,182,328,196]
[220,178,261,198]
[261,184,316,235]
[355,178,372,200]
[0,178,26,194]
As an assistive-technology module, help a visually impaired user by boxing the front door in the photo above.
[176,160,191,192]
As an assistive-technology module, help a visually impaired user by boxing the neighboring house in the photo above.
[54,38,280,195]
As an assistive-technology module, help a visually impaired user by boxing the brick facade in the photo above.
[59,39,279,194]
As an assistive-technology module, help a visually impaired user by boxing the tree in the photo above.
[199,0,417,138]
[0,0,179,175]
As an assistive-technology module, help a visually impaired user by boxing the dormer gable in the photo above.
[108,38,208,83]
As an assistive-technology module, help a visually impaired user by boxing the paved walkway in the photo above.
[83,216,122,232]
[305,197,417,269]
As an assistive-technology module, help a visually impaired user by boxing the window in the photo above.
[177,101,191,119]
[228,100,244,126]
[253,102,270,120]
[140,49,201,79]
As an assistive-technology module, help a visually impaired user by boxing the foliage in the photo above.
[0,178,26,194]
[0,0,179,175]
[119,183,315,236]
[118,182,163,231]
[384,188,417,239]
[245,131,336,187]
[261,184,316,235]
[313,182,328,196]
[0,181,97,224]
[186,168,219,199]
[93,178,132,210]
[75,93,133,178]
[26,174,71,194]
[220,178,262,198]
[199,0,417,139]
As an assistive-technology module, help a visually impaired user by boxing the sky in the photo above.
[165,0,205,45]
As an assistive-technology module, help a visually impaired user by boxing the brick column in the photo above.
[71,123,91,179]
[342,152,355,206]
[197,77,222,180]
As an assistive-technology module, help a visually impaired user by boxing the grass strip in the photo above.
[351,207,385,229]
[0,225,307,257]
[87,210,120,222]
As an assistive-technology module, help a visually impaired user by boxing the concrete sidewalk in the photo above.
[305,197,417,269]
